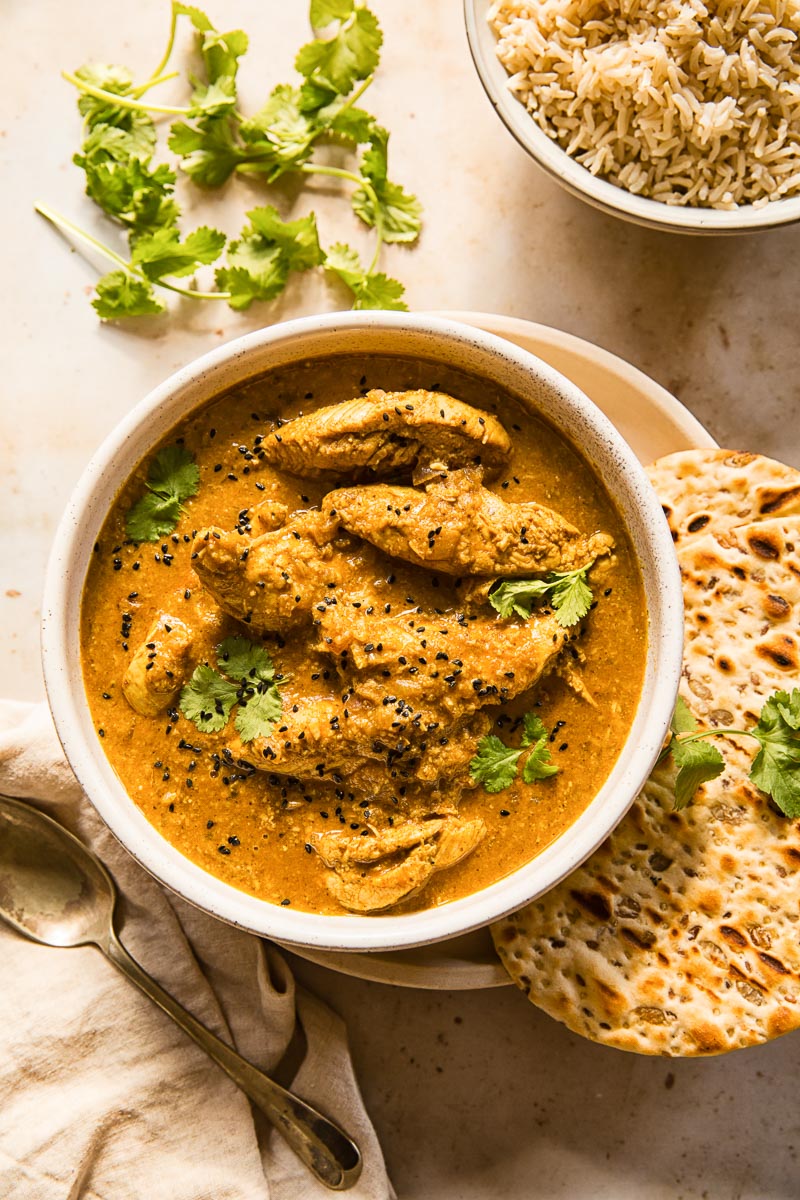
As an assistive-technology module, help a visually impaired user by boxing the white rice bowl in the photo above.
[489,0,800,209]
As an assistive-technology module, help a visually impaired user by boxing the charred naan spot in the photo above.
[596,980,623,1002]
[747,532,781,560]
[717,656,733,673]
[570,889,612,921]
[616,895,641,919]
[499,925,517,943]
[760,485,800,514]
[687,514,710,533]
[648,851,673,873]
[719,924,748,948]
[696,611,709,624]
[621,926,657,950]
[759,952,791,976]
[763,593,790,619]
[783,847,800,866]
[732,566,747,580]
[756,635,798,670]
[548,937,566,949]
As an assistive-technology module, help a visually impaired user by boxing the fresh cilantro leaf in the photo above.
[489,578,552,620]
[490,566,594,628]
[324,103,377,145]
[310,0,354,28]
[216,206,323,310]
[775,688,800,731]
[351,126,422,244]
[239,86,317,176]
[324,242,407,311]
[124,492,181,540]
[173,2,213,33]
[78,121,156,165]
[78,156,179,235]
[234,685,283,743]
[92,270,165,320]
[522,739,559,783]
[749,691,800,817]
[199,27,249,84]
[520,712,559,781]
[124,444,199,539]
[74,62,144,132]
[189,76,238,118]
[471,713,559,792]
[671,738,725,810]
[295,5,382,95]
[469,735,523,794]
[144,445,200,501]
[179,665,238,733]
[671,695,697,734]
[217,636,275,684]
[131,225,226,280]
[168,117,245,187]
[548,568,594,627]
[174,2,248,84]
[521,712,547,747]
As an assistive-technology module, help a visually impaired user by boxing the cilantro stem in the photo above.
[300,163,384,271]
[658,726,762,765]
[34,202,231,302]
[62,70,190,116]
[35,202,133,272]
[133,70,181,98]
[150,6,180,84]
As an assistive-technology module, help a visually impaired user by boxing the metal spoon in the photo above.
[0,794,362,1191]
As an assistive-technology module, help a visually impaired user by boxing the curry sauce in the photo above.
[81,354,647,915]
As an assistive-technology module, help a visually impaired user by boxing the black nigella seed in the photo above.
[218,845,231,856]
[227,835,240,846]
[207,820,215,829]
[280,898,291,906]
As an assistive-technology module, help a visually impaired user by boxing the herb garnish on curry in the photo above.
[81,356,647,915]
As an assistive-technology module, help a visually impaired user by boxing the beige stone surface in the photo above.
[2,1,800,1196]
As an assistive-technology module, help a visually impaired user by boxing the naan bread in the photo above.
[492,450,800,1056]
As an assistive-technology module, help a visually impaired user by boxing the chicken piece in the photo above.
[314,819,445,867]
[260,390,512,482]
[320,816,487,913]
[318,603,570,720]
[326,467,613,576]
[191,510,365,633]
[123,615,194,716]
[235,691,489,790]
[122,591,225,717]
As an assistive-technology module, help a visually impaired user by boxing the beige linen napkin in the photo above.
[0,701,394,1200]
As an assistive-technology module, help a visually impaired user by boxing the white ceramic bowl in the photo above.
[42,311,683,952]
[464,0,800,235]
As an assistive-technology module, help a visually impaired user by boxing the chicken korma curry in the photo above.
[81,355,647,915]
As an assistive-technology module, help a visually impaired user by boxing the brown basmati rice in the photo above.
[488,0,800,208]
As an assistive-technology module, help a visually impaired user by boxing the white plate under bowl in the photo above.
[464,0,800,235]
[286,311,718,990]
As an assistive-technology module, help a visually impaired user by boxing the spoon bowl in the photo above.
[0,794,362,1191]
[0,799,111,947]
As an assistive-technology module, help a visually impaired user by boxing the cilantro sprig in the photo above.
[180,636,283,742]
[663,691,800,817]
[489,564,595,628]
[35,0,419,320]
[125,444,200,541]
[469,713,559,794]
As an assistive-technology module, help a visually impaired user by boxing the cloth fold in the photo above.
[0,701,393,1200]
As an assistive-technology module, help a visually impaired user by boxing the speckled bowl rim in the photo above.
[464,0,800,235]
[41,310,683,952]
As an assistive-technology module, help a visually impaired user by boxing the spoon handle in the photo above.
[104,930,362,1191]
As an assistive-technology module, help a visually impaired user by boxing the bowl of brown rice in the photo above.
[465,0,800,233]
